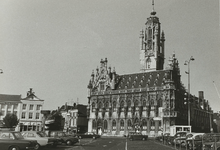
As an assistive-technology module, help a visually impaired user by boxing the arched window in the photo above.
[150,119,155,130]
[112,120,116,130]
[113,101,117,111]
[127,119,132,130]
[120,101,124,107]
[98,102,102,109]
[143,100,146,107]
[127,100,131,108]
[92,120,96,131]
[158,121,162,130]
[146,58,151,69]
[134,100,139,107]
[120,120,124,131]
[158,99,162,107]
[142,119,147,130]
[105,102,109,108]
[104,120,108,133]
[92,102,95,112]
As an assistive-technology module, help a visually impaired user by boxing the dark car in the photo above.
[128,132,148,141]
[77,132,100,139]
[203,133,220,150]
[48,131,78,146]
[185,133,204,150]
[0,131,38,150]
[156,133,170,143]
[167,131,188,146]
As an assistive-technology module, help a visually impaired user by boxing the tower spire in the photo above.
[152,0,154,11]
[151,0,156,15]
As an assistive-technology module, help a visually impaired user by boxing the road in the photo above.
[44,137,175,150]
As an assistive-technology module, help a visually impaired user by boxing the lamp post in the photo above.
[184,56,195,126]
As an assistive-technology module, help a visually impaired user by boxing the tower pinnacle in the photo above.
[151,0,156,15]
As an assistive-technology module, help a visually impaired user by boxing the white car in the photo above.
[22,131,58,148]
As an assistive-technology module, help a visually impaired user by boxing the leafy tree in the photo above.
[3,113,19,128]
[45,111,64,131]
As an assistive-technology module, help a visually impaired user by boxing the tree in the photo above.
[3,113,19,128]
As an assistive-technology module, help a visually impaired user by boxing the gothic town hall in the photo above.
[87,6,213,137]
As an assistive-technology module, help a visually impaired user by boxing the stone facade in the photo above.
[87,6,213,137]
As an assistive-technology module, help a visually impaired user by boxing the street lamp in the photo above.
[184,56,195,126]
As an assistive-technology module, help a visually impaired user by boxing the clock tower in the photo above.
[139,1,165,72]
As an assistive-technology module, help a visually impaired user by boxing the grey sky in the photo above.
[0,0,219,111]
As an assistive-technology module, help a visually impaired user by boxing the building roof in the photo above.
[114,70,170,90]
[0,94,21,103]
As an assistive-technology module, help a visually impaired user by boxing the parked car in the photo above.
[186,133,204,150]
[37,131,62,145]
[22,131,59,148]
[155,133,170,143]
[167,131,188,145]
[203,133,220,150]
[0,131,38,150]
[128,132,148,141]
[77,132,100,139]
[48,131,79,146]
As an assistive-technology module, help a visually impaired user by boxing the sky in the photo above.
[0,0,219,111]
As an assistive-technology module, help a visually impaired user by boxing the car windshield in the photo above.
[14,132,24,139]
[37,132,47,137]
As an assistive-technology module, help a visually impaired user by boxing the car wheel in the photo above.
[34,143,40,150]
[142,137,146,141]
[93,136,96,139]
[66,140,72,146]
[9,146,20,150]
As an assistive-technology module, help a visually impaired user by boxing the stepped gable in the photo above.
[114,70,170,90]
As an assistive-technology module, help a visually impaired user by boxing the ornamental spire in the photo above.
[151,0,156,15]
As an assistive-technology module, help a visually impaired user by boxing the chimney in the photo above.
[199,91,204,99]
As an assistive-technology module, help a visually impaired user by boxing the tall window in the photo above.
[127,119,132,130]
[104,120,108,133]
[127,100,131,108]
[151,119,155,130]
[100,83,105,91]
[113,101,117,111]
[105,102,109,108]
[14,104,18,110]
[112,120,116,130]
[120,101,124,107]
[92,120,96,130]
[98,102,102,109]
[29,112,33,119]
[120,120,124,131]
[142,119,147,130]
[22,104,26,110]
[29,105,34,110]
[146,58,151,69]
[36,113,40,119]
[21,112,26,119]
[92,103,95,112]
[36,105,41,110]
[143,100,146,107]
[134,100,139,107]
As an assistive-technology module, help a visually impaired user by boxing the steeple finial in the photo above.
[151,0,156,15]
